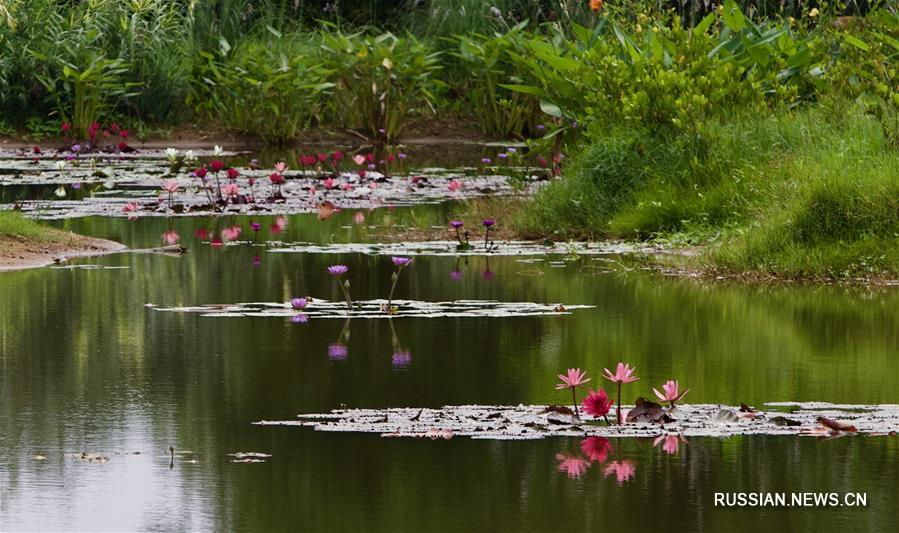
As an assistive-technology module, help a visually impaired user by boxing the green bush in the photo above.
[320,28,444,140]
[191,30,333,143]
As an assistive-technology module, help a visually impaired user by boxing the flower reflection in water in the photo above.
[653,434,687,455]
[388,319,411,368]
[555,453,590,479]
[161,230,180,245]
[328,343,348,361]
[291,313,308,324]
[580,437,612,463]
[603,460,637,484]
[328,318,351,361]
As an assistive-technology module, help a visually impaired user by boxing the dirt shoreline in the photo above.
[0,231,126,273]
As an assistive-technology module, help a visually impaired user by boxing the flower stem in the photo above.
[387,269,401,310]
[339,280,353,311]
[572,387,579,419]
[484,227,490,250]
[616,382,622,425]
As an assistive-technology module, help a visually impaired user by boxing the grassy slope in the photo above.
[515,108,899,279]
[0,211,59,241]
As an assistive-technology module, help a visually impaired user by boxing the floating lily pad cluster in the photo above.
[147,299,594,320]
[267,240,657,257]
[253,402,899,440]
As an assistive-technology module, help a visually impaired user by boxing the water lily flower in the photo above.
[162,180,179,193]
[271,216,287,234]
[354,211,365,224]
[250,222,262,232]
[358,169,366,179]
[61,122,71,133]
[582,388,612,420]
[603,460,636,484]
[223,183,240,198]
[328,265,348,276]
[580,437,612,463]
[165,148,179,163]
[210,160,224,173]
[603,362,639,424]
[367,163,376,171]
[290,297,308,310]
[555,453,590,479]
[226,168,240,180]
[481,157,492,165]
[353,154,366,166]
[328,265,352,310]
[54,161,66,171]
[653,379,690,407]
[162,230,180,245]
[448,179,462,192]
[195,167,208,179]
[556,368,590,418]
[386,256,413,310]
[122,202,139,220]
[497,153,507,160]
[653,435,686,455]
[398,153,407,160]
[274,161,287,173]
[184,150,197,162]
[54,185,66,198]
[213,145,224,156]
[506,147,517,154]
[482,218,495,250]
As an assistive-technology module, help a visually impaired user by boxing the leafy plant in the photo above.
[192,29,334,143]
[320,27,444,140]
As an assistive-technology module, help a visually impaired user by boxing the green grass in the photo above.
[516,108,899,279]
[0,211,58,241]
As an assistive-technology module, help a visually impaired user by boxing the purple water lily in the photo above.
[328,265,352,310]
[387,257,413,311]
[290,297,308,310]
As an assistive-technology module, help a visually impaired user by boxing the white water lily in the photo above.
[54,160,66,171]
[184,150,197,162]
[165,148,179,162]
[213,145,224,156]
[103,179,116,190]
[54,185,66,197]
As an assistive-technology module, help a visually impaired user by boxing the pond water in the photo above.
[2,207,898,531]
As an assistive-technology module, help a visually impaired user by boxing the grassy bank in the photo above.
[515,108,899,279]
[0,211,58,241]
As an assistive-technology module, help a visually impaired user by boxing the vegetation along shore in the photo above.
[0,0,896,280]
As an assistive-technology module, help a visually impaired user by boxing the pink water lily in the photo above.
[161,230,180,245]
[653,379,690,407]
[274,161,287,173]
[448,179,462,192]
[556,368,590,418]
[603,362,638,425]
[222,183,240,198]
[352,154,366,166]
[161,180,179,193]
[582,388,612,421]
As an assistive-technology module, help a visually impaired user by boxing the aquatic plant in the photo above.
[581,388,612,423]
[290,297,308,311]
[555,368,590,418]
[482,218,495,250]
[603,362,639,425]
[386,256,413,312]
[653,380,690,408]
[328,265,353,311]
[161,180,178,208]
